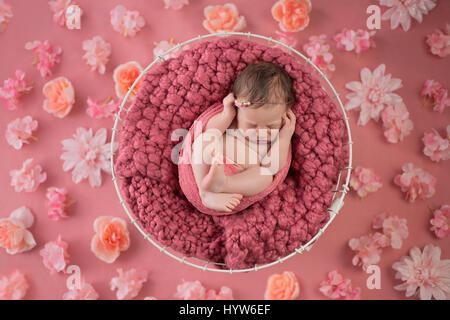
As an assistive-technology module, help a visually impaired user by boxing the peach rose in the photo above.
[42,76,75,118]
[271,0,312,32]
[90,216,130,263]
[113,61,143,101]
[202,3,246,33]
[0,207,36,255]
[264,271,300,300]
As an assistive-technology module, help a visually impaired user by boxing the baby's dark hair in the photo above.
[232,61,295,109]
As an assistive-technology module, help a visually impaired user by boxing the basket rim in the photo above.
[110,31,354,273]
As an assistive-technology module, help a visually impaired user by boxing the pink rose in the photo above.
[0,207,36,255]
[42,76,75,118]
[90,216,130,263]
[264,271,300,300]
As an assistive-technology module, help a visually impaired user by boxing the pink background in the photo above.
[0,0,449,300]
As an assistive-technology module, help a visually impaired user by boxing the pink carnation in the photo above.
[5,116,38,150]
[110,268,148,300]
[348,232,390,271]
[164,0,189,10]
[110,5,145,37]
[46,187,73,220]
[349,166,382,198]
[0,69,33,110]
[302,34,335,77]
[174,280,234,300]
[0,270,28,300]
[334,28,376,55]
[82,36,111,74]
[86,96,120,119]
[319,270,361,300]
[39,235,70,274]
[25,40,62,78]
[422,127,450,162]
[381,101,413,143]
[63,280,99,300]
[425,23,450,58]
[372,212,409,249]
[394,163,436,203]
[392,244,450,300]
[430,205,450,239]
[421,79,449,113]
[0,0,13,32]
[10,158,47,193]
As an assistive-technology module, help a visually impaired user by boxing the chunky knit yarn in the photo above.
[114,37,348,269]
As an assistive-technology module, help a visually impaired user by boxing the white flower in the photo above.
[379,0,437,31]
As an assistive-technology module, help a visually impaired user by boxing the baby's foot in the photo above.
[200,190,243,213]
[201,152,226,193]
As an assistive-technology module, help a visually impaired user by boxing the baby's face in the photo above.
[235,101,287,143]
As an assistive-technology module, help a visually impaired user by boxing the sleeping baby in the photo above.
[191,61,296,213]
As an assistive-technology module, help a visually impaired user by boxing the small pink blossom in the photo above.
[273,30,298,53]
[381,101,413,143]
[430,205,450,239]
[319,270,361,300]
[39,235,70,274]
[302,34,335,77]
[0,206,36,255]
[0,69,33,110]
[110,5,146,37]
[372,212,409,249]
[164,0,189,10]
[153,38,190,61]
[110,268,148,300]
[0,270,28,300]
[392,244,450,300]
[5,116,38,150]
[46,187,73,220]
[421,79,449,114]
[345,64,403,126]
[25,40,62,78]
[144,296,157,300]
[349,166,383,198]
[63,279,99,300]
[174,280,234,300]
[48,0,71,26]
[348,232,390,271]
[334,28,376,55]
[394,163,436,203]
[379,0,437,32]
[86,96,120,119]
[422,127,450,162]
[425,23,450,58]
[0,0,13,32]
[10,158,47,193]
[60,127,117,188]
[65,4,82,29]
[82,36,111,74]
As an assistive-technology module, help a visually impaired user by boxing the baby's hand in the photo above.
[279,109,296,140]
[222,93,236,117]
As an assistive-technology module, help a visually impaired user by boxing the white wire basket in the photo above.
[110,31,353,273]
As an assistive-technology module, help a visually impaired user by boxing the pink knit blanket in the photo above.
[114,37,348,269]
[178,101,293,216]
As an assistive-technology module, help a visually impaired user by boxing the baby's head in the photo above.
[232,61,295,141]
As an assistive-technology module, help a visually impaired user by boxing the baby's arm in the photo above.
[260,109,296,175]
[204,93,236,135]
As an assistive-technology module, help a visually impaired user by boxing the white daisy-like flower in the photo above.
[345,64,403,126]
[60,127,117,188]
[379,0,437,31]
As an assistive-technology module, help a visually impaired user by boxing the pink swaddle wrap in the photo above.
[178,102,292,216]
